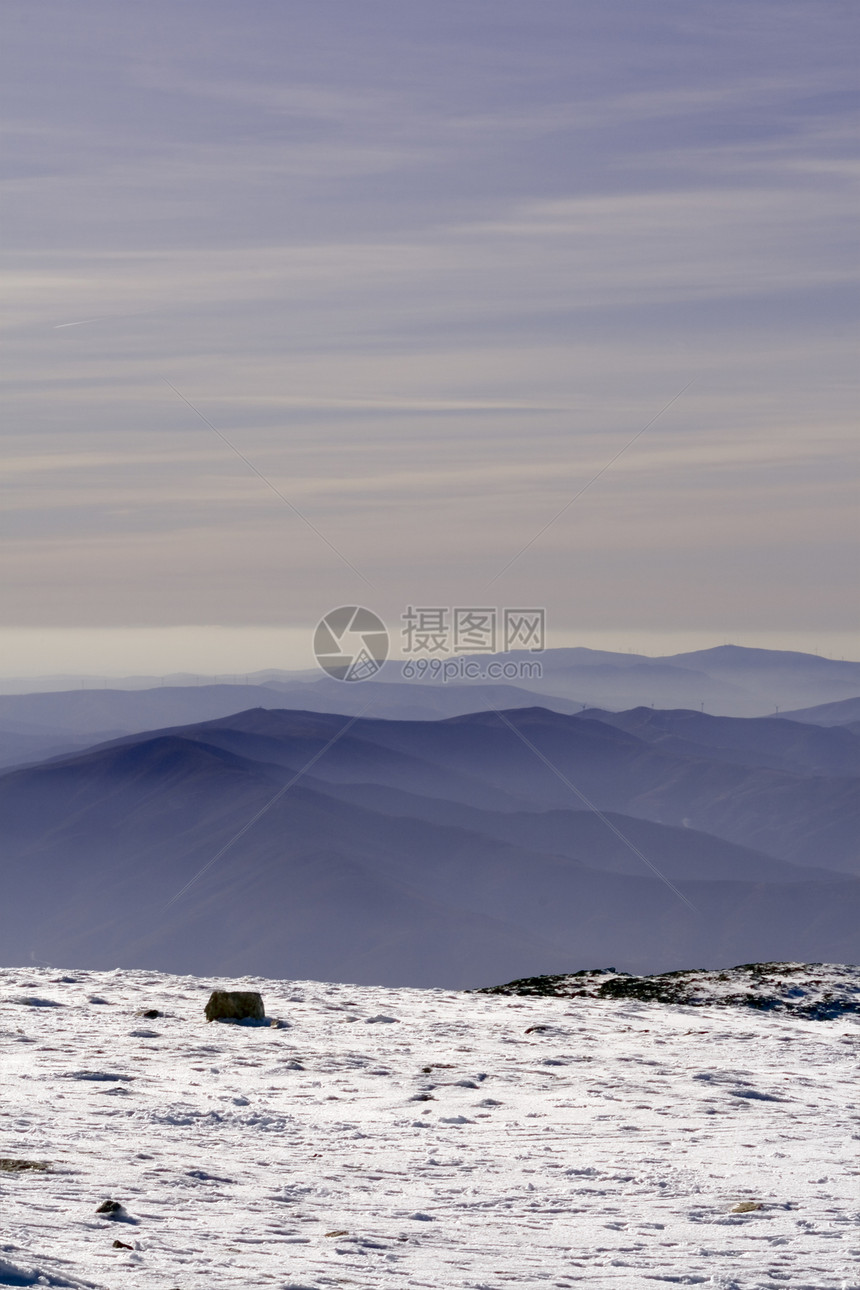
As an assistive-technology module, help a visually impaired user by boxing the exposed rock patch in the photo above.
[477,962,860,1020]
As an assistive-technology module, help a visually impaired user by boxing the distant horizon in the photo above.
[0,628,858,690]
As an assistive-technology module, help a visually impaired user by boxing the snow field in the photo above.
[1,967,858,1289]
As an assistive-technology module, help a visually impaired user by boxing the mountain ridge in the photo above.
[1,701,858,985]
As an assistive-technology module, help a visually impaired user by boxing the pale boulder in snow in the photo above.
[204,989,264,1022]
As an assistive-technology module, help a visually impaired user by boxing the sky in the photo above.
[2,1,858,676]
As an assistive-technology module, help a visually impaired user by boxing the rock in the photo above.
[96,1199,137,1224]
[204,990,265,1022]
[0,1158,49,1172]
[112,1239,133,1249]
[96,1200,125,1216]
[140,1009,161,1019]
[731,1200,764,1213]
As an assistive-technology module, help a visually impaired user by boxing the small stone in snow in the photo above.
[365,1014,399,1024]
[112,1239,133,1249]
[96,1200,128,1219]
[409,1212,435,1221]
[731,1200,764,1213]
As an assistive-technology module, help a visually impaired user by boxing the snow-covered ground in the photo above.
[1,966,858,1290]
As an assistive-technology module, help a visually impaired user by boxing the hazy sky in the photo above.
[3,1,858,674]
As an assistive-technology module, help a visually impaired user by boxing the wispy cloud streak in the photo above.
[164,380,373,587]
[488,380,695,584]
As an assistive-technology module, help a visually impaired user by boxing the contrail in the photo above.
[53,318,107,329]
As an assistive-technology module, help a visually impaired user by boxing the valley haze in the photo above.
[1,646,858,988]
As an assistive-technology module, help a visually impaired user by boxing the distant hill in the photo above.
[0,703,857,986]
[0,680,579,771]
[2,645,860,771]
[576,706,860,777]
[776,694,860,728]
[479,644,860,716]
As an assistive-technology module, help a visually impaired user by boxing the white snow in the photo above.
[1,966,858,1289]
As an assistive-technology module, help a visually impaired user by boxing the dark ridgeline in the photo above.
[0,695,858,987]
[3,645,860,774]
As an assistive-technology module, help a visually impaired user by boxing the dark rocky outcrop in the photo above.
[477,962,860,1020]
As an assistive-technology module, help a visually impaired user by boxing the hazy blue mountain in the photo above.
[577,707,860,777]
[0,680,582,771]
[28,704,860,872]
[777,695,860,727]
[467,645,860,716]
[2,647,860,769]
[0,704,858,985]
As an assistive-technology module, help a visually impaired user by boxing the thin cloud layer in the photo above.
[2,0,857,664]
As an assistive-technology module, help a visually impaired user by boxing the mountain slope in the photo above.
[1,707,859,984]
[56,703,860,871]
[3,647,860,770]
[577,706,860,777]
[777,694,860,727]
